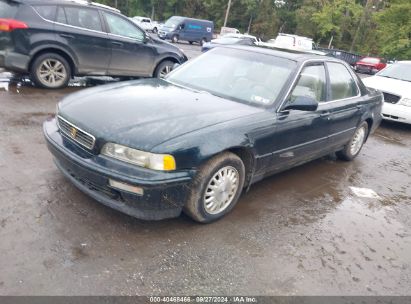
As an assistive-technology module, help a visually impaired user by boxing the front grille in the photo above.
[383,92,401,104]
[57,116,95,150]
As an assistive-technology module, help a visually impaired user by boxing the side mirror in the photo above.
[143,33,150,43]
[283,96,318,112]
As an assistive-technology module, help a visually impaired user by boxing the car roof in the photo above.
[17,0,120,13]
[169,16,213,24]
[222,45,336,63]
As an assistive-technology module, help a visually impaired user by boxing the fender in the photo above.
[29,43,79,73]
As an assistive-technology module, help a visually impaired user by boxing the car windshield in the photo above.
[164,17,182,29]
[166,48,296,107]
[377,63,411,82]
[361,57,380,64]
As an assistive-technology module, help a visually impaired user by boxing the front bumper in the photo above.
[382,103,411,125]
[43,118,195,220]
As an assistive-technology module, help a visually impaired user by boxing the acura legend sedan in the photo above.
[44,46,383,223]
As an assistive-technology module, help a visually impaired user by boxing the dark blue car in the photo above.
[158,16,214,45]
[44,46,383,223]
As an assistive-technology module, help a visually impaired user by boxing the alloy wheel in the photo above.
[36,59,67,88]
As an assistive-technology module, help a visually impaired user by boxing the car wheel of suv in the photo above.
[336,122,368,161]
[31,53,71,89]
[154,60,175,78]
[171,35,179,43]
[184,152,245,223]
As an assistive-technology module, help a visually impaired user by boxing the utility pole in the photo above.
[223,0,232,27]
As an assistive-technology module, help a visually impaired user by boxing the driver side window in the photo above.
[290,64,326,103]
[103,12,144,41]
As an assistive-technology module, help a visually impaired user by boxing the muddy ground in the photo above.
[0,43,410,296]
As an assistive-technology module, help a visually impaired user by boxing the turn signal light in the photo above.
[0,19,28,32]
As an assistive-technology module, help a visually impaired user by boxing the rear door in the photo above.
[324,61,363,150]
[102,11,155,76]
[54,5,111,75]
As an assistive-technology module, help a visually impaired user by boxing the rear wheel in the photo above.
[154,60,175,78]
[184,152,245,223]
[31,53,71,89]
[336,122,368,161]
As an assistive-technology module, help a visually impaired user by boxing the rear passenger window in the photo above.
[327,62,359,100]
[290,65,326,102]
[56,7,67,24]
[61,7,102,32]
[33,5,57,21]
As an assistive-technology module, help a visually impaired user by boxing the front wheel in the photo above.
[184,152,245,223]
[336,122,368,161]
[171,35,179,43]
[154,60,175,78]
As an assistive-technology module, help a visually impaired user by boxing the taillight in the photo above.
[0,19,28,32]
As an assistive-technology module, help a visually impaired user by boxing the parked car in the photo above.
[0,0,187,89]
[355,57,387,74]
[362,61,411,124]
[273,33,314,51]
[158,16,214,45]
[44,46,382,223]
[131,16,158,33]
[220,26,241,36]
[202,34,258,52]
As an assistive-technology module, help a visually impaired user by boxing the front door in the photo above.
[102,12,155,77]
[268,63,331,172]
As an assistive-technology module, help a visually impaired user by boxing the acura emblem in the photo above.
[70,127,77,139]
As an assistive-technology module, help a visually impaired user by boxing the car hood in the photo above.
[58,79,263,152]
[362,76,411,98]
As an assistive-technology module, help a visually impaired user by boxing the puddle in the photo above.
[350,187,381,199]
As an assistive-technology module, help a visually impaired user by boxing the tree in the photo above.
[374,0,411,59]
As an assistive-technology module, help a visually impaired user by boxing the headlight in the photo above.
[101,143,176,171]
[399,98,411,107]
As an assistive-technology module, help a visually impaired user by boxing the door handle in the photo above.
[111,41,123,46]
[59,34,74,39]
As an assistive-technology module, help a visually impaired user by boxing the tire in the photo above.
[184,152,245,223]
[154,60,175,78]
[30,53,71,89]
[171,35,179,43]
[200,38,207,46]
[336,122,369,161]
